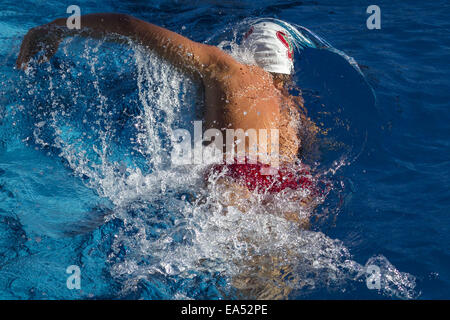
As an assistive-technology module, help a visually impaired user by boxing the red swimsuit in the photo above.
[209,160,315,194]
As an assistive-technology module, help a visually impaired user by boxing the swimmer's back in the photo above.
[202,63,300,161]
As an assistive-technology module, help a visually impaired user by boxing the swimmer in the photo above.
[17,13,320,299]
[16,13,318,223]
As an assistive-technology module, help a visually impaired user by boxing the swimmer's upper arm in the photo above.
[25,13,238,76]
[127,16,238,76]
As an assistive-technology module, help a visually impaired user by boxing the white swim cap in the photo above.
[241,21,294,74]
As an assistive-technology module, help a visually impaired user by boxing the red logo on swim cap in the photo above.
[276,31,294,60]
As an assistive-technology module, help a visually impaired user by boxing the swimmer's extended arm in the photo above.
[16,13,236,76]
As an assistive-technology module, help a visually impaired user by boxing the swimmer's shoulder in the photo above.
[202,48,271,83]
[201,47,245,79]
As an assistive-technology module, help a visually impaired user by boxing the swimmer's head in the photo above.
[240,21,294,75]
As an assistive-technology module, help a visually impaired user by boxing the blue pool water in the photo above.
[0,0,449,299]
